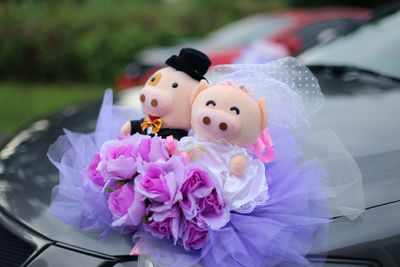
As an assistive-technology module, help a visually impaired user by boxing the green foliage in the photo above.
[0,0,283,83]
[0,82,104,135]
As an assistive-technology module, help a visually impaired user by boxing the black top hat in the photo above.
[165,48,211,81]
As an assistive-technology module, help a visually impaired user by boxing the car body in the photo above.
[209,7,371,65]
[299,3,400,266]
[116,11,291,90]
[116,7,371,90]
[0,4,399,267]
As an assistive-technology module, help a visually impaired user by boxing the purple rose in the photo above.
[145,205,181,243]
[87,152,105,187]
[108,183,146,227]
[179,168,213,220]
[135,156,185,211]
[182,168,214,198]
[180,220,208,250]
[197,189,230,230]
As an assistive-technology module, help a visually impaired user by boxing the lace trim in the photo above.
[234,189,269,214]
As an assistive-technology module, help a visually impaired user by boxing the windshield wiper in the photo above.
[308,65,400,86]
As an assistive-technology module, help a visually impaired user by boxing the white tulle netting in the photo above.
[298,130,366,220]
[206,57,365,221]
[206,57,324,129]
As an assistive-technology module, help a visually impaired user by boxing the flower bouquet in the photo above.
[48,58,365,267]
[92,133,229,249]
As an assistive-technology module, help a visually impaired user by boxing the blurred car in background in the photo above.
[210,7,371,65]
[116,11,291,90]
[116,7,371,90]
[0,3,399,267]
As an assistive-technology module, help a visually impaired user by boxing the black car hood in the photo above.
[0,83,399,255]
[0,101,134,256]
[310,73,400,209]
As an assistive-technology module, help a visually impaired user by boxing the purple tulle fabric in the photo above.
[48,90,330,266]
[135,126,331,267]
[48,89,140,232]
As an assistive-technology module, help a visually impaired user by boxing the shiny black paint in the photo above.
[309,69,400,266]
[0,73,399,265]
[327,202,400,266]
[0,101,136,257]
[28,245,116,267]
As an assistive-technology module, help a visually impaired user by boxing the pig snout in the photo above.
[139,89,172,115]
[197,109,240,137]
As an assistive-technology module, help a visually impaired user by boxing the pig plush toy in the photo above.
[178,79,270,212]
[121,48,211,140]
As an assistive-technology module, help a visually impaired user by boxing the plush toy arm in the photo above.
[121,121,131,136]
[229,154,249,177]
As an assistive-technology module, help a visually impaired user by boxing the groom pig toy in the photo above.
[121,48,211,140]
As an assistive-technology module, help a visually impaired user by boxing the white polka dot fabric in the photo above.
[206,57,324,129]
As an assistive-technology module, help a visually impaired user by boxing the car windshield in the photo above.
[201,14,288,50]
[299,9,400,79]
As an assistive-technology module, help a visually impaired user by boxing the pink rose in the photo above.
[87,152,105,187]
[98,137,139,181]
[98,134,169,183]
[135,156,185,212]
[108,183,146,227]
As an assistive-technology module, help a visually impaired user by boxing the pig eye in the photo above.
[172,82,178,88]
[147,73,162,86]
[230,106,240,115]
[206,100,216,106]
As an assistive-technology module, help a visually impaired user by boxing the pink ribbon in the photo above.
[130,243,140,256]
[166,135,191,163]
[166,135,176,155]
[252,128,275,163]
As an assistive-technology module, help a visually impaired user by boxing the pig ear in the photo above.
[258,97,268,130]
[190,79,210,106]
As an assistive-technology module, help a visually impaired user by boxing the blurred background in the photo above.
[0,0,390,142]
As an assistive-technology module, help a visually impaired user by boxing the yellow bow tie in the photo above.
[141,118,162,134]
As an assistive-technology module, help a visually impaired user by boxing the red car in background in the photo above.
[116,7,371,90]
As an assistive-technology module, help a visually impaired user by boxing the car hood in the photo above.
[0,84,399,255]
[308,72,400,209]
[0,100,134,256]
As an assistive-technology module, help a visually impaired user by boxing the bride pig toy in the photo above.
[178,79,271,212]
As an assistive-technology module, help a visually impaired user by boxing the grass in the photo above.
[0,82,107,137]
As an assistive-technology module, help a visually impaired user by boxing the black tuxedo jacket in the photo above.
[130,119,188,140]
